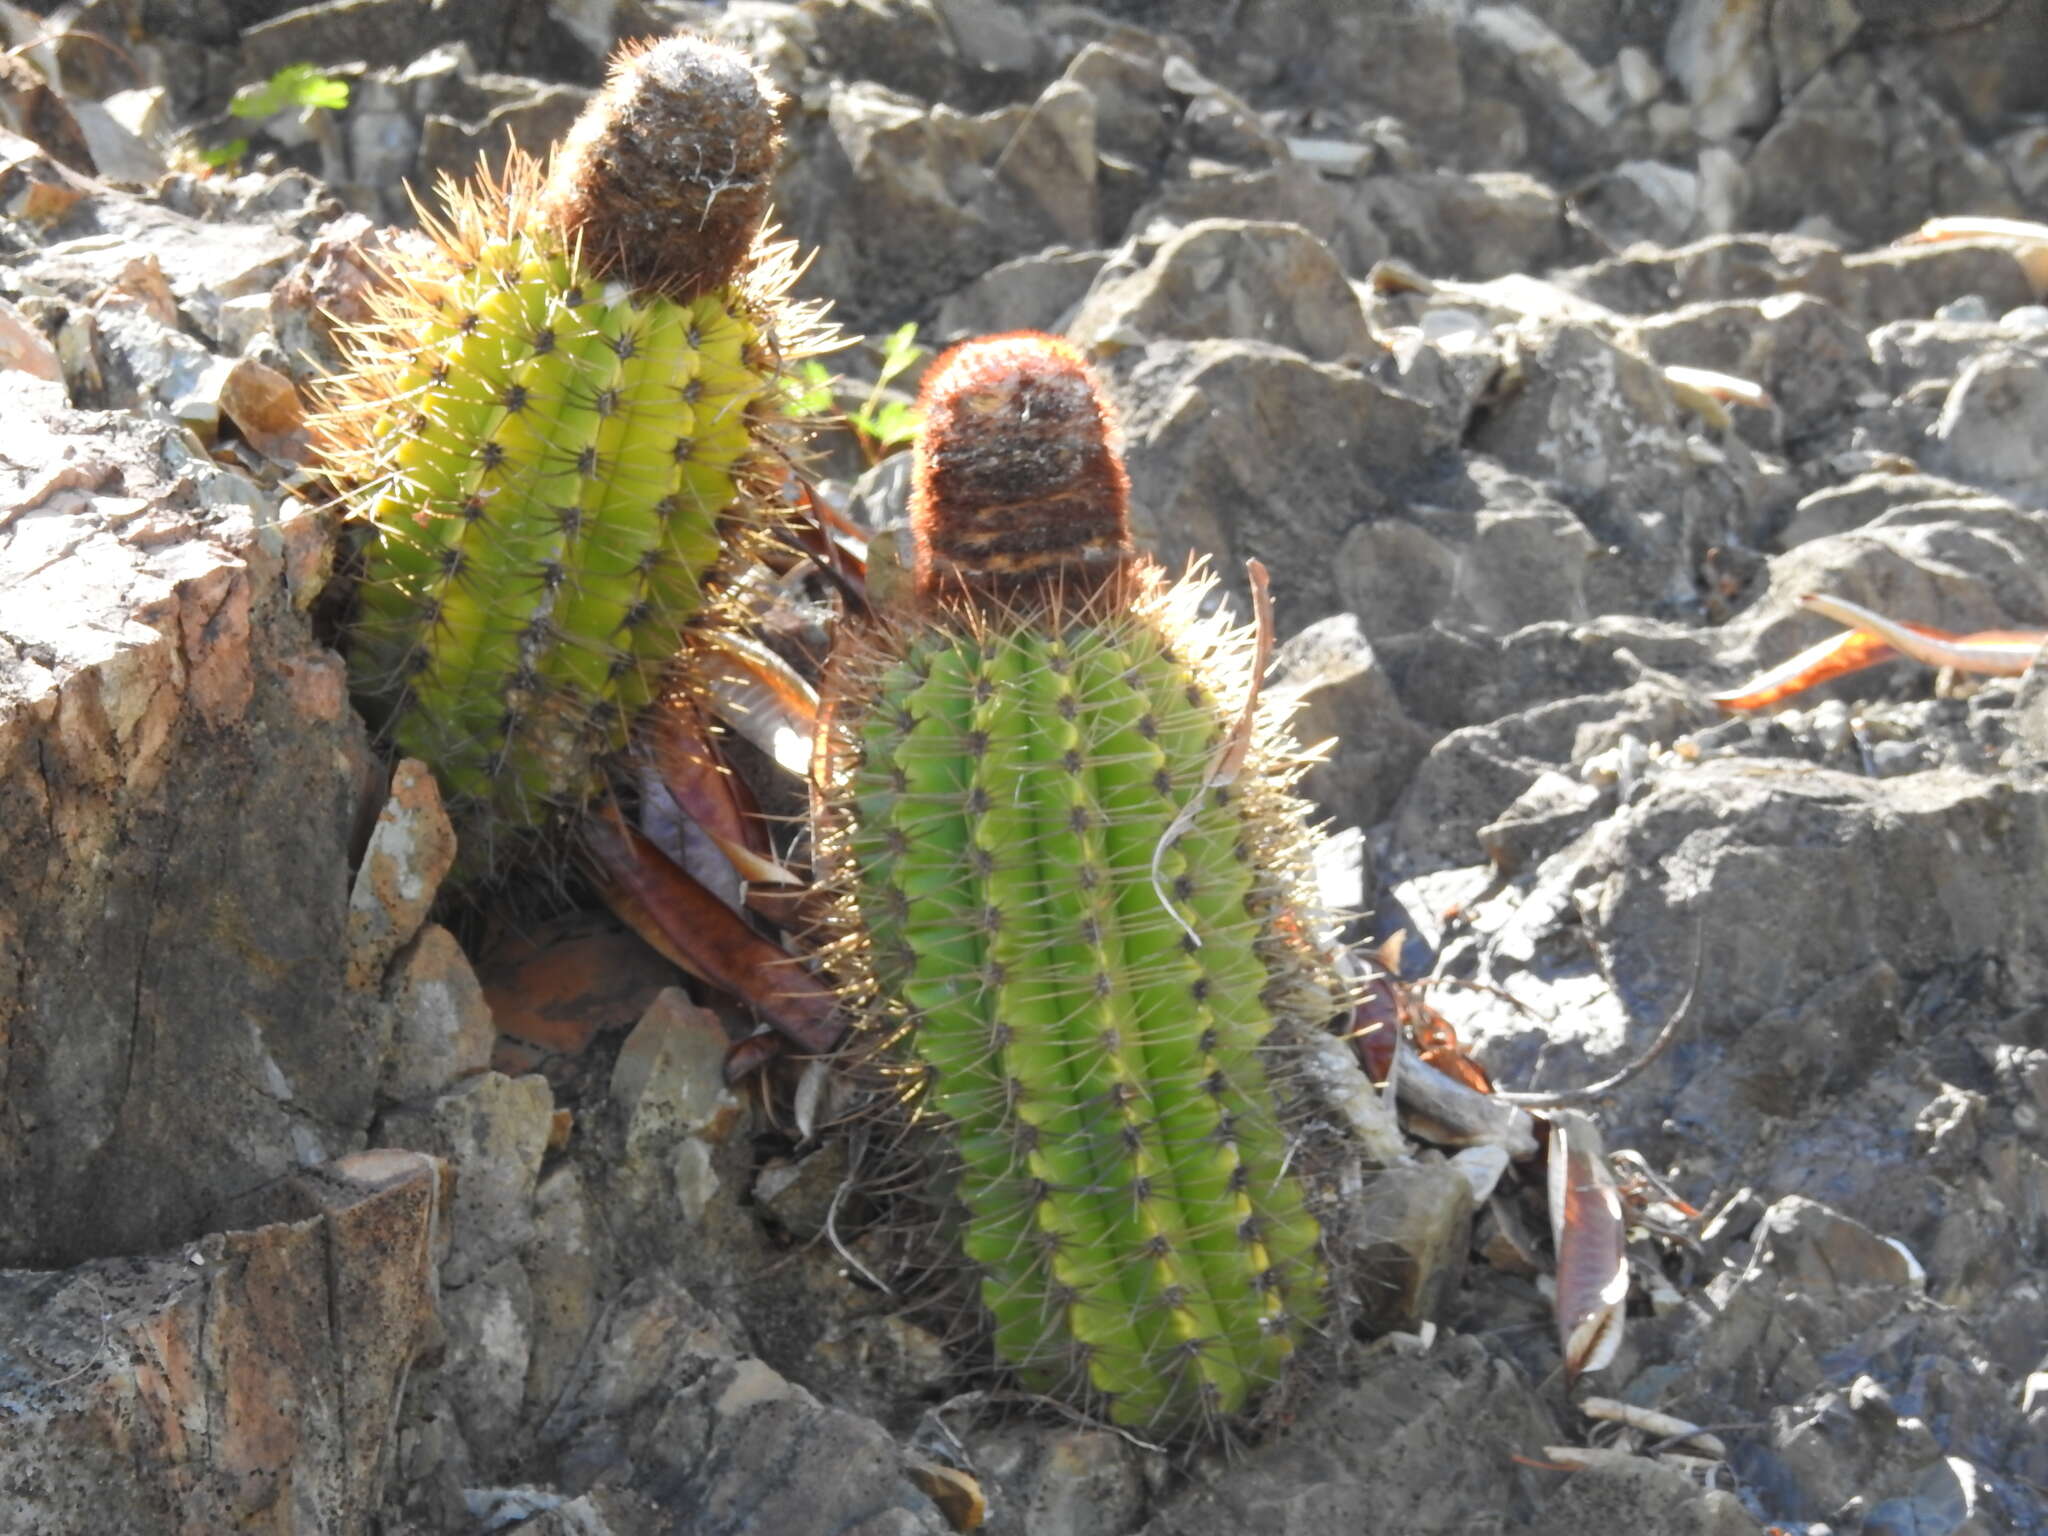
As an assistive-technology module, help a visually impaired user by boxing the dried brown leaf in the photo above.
[582,807,841,1054]
[1546,1109,1628,1379]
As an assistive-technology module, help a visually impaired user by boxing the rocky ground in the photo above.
[3,0,2047,1532]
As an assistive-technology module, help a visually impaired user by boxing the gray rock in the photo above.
[609,988,747,1224]
[1063,40,1175,168]
[1166,55,1284,167]
[0,1150,440,1534]
[1559,763,2048,1141]
[538,1274,952,1535]
[1280,613,1435,831]
[1467,5,1619,130]
[932,0,1040,78]
[1663,0,1776,141]
[1745,55,2017,245]
[1110,339,1449,621]
[66,94,166,186]
[964,1425,1149,1536]
[19,194,307,313]
[1069,218,1374,362]
[1467,320,1679,501]
[990,77,1098,247]
[382,922,497,1104]
[1478,768,1609,874]
[1349,1158,1475,1332]
[1867,317,2046,395]
[933,247,1106,340]
[1337,518,1461,640]
[1347,170,1567,282]
[1389,680,1709,873]
[1841,239,2040,328]
[1775,471,1988,549]
[379,1072,555,1287]
[77,284,234,429]
[1627,293,1877,437]
[1570,159,1700,251]
[243,0,530,79]
[1465,321,1754,614]
[488,1492,618,1536]
[1460,498,1606,633]
[1930,350,2048,487]
[1559,232,1852,317]
[1129,162,1343,252]
[2011,658,2048,771]
[1768,0,1863,104]
[1523,1465,1764,1536]
[1743,1195,1919,1294]
[523,1167,609,1436]
[0,372,378,1268]
[781,83,1012,325]
[348,757,459,992]
[411,85,588,219]
[1136,1336,1559,1533]
[806,0,969,107]
[444,1255,536,1471]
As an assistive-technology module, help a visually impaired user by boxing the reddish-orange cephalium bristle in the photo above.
[535,32,782,301]
[909,332,1134,605]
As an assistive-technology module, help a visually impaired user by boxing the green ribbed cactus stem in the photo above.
[818,334,1343,1436]
[318,33,827,876]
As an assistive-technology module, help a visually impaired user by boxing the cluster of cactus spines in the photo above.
[816,334,1346,1436]
[317,33,828,874]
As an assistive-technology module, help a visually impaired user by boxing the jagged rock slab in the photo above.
[0,371,379,1267]
[0,1149,440,1533]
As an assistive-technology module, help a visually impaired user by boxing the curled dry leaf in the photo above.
[690,630,821,777]
[1345,966,1495,1095]
[904,1457,986,1533]
[1901,215,2048,292]
[1392,1040,1539,1158]
[1801,592,2043,677]
[1711,591,2045,711]
[1663,364,1770,431]
[788,476,869,609]
[1547,1109,1628,1380]
[1578,1396,1726,1458]
[1709,626,1901,711]
[642,695,801,892]
[582,805,841,1055]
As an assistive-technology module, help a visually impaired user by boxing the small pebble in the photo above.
[1936,294,1993,322]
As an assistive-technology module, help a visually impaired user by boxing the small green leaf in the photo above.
[785,360,838,419]
[198,138,248,168]
[873,322,925,392]
[862,399,921,450]
[231,63,351,120]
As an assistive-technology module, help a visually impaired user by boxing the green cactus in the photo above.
[817,335,1343,1436]
[319,34,825,873]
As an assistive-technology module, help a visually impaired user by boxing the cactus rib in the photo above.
[316,34,831,877]
[817,334,1345,1437]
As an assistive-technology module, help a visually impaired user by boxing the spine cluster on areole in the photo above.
[816,333,1344,1437]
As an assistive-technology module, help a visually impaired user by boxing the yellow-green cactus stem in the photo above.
[317,34,827,874]
[816,334,1345,1437]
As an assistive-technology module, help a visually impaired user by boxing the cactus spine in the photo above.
[817,335,1343,1436]
[318,35,825,873]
